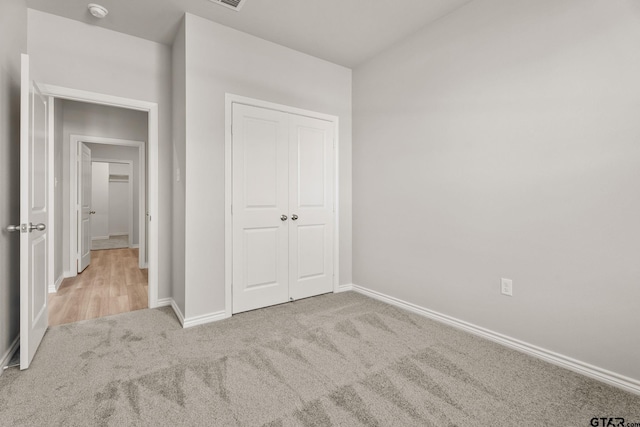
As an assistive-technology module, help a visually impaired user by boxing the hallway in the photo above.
[48,248,148,326]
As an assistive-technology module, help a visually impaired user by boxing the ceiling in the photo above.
[25,0,473,68]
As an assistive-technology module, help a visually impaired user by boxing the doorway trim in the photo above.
[91,159,134,247]
[39,84,160,309]
[224,93,340,318]
[70,137,146,270]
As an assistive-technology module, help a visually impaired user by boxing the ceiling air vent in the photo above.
[208,0,246,11]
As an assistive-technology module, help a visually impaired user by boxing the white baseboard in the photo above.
[183,310,229,328]
[0,335,20,376]
[156,298,172,308]
[335,283,354,293]
[109,232,128,237]
[130,244,139,249]
[351,284,640,396]
[166,298,229,328]
[92,236,109,241]
[63,270,75,279]
[170,299,185,327]
[48,274,64,294]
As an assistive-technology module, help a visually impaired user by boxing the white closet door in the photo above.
[288,115,334,300]
[232,104,290,314]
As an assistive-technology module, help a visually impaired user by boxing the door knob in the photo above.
[90,211,96,214]
[6,225,21,232]
[28,223,46,232]
[291,214,298,221]
[280,215,288,221]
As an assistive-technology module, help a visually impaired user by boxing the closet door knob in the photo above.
[29,223,46,232]
[90,211,96,214]
[291,214,298,221]
[280,215,288,221]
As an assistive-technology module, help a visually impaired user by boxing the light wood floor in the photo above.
[49,248,148,327]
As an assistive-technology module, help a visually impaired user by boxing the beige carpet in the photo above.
[92,235,129,250]
[0,292,638,426]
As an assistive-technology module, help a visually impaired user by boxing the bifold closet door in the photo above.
[232,104,290,314]
[288,115,334,300]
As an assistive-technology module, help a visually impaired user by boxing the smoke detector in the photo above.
[208,0,246,11]
[88,4,108,19]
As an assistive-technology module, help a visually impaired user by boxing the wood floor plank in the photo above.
[127,284,147,311]
[49,248,148,326]
[109,295,130,316]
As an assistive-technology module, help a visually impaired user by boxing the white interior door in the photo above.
[20,54,49,369]
[288,115,334,300]
[232,104,289,314]
[78,143,92,272]
[90,162,109,240]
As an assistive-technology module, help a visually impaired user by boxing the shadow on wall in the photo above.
[6,81,21,331]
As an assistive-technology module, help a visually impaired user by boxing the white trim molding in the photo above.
[170,299,185,327]
[48,274,64,294]
[351,284,640,396]
[0,335,20,376]
[166,298,229,329]
[183,311,229,329]
[335,284,354,293]
[156,298,173,307]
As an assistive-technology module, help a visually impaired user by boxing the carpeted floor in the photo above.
[92,235,129,251]
[0,292,638,426]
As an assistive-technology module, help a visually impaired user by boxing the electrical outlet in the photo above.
[501,278,513,296]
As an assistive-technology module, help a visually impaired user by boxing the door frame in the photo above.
[224,93,340,317]
[90,158,134,246]
[39,84,160,309]
[69,137,145,269]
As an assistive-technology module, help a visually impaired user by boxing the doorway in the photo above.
[68,135,147,272]
[41,90,158,327]
[90,159,133,251]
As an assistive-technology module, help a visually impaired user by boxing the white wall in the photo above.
[108,163,130,237]
[171,18,186,313]
[90,162,110,239]
[85,143,140,243]
[179,14,352,319]
[28,9,172,299]
[53,99,64,283]
[353,0,640,381]
[0,0,26,367]
[54,99,145,273]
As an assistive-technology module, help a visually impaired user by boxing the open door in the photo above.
[19,54,49,369]
[78,143,92,272]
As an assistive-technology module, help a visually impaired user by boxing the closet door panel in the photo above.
[289,115,334,300]
[232,104,289,314]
